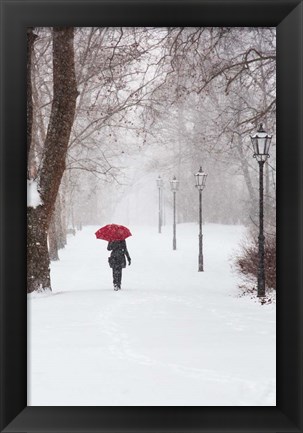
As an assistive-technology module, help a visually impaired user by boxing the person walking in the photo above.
[107,240,131,291]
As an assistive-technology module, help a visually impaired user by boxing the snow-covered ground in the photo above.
[27,223,276,406]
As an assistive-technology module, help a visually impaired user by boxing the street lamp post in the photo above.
[170,176,179,250]
[156,175,163,234]
[250,124,272,297]
[195,166,207,272]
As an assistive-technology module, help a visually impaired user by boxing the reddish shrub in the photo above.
[235,234,276,290]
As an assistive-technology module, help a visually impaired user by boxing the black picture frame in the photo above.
[1,0,302,432]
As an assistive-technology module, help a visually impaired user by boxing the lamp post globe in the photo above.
[250,124,272,298]
[195,167,207,272]
[170,176,179,250]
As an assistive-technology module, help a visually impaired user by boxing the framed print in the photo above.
[0,0,302,432]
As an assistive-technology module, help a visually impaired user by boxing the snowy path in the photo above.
[28,223,276,406]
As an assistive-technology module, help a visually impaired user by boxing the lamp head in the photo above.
[250,124,272,162]
[156,175,163,188]
[170,175,179,192]
[195,166,207,190]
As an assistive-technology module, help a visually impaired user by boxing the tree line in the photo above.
[27,27,276,293]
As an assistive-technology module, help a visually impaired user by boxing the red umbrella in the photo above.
[95,224,132,241]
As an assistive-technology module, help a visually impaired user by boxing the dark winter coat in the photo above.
[107,240,131,269]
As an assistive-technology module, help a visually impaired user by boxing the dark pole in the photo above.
[173,191,176,250]
[198,188,203,271]
[158,186,161,234]
[257,161,266,297]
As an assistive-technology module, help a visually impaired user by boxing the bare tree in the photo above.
[27,27,78,293]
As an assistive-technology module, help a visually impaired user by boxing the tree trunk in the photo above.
[56,192,66,249]
[27,27,78,293]
[60,188,68,247]
[27,28,38,177]
[48,212,59,261]
[235,135,257,219]
[39,27,78,225]
[27,207,51,292]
